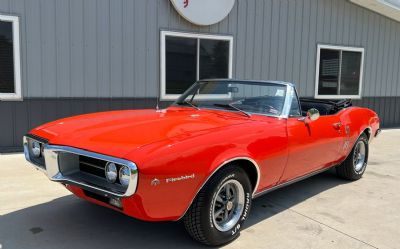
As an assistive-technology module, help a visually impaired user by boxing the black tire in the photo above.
[183,166,252,246]
[336,133,369,180]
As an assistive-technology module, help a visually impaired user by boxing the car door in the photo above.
[280,98,344,183]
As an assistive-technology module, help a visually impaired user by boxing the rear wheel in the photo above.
[183,166,252,246]
[336,133,369,180]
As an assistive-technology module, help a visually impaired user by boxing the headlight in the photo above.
[105,162,118,183]
[31,141,41,158]
[119,165,131,187]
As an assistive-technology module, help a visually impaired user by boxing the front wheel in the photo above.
[336,133,369,180]
[183,166,252,246]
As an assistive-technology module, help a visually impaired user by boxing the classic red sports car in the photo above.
[24,79,380,246]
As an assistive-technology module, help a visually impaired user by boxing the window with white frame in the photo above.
[160,31,233,100]
[0,14,21,100]
[315,44,364,99]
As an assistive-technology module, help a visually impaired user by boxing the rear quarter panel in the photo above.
[339,107,380,158]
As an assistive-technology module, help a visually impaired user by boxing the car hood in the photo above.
[32,108,251,158]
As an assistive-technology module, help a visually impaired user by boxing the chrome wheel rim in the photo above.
[211,179,245,232]
[353,141,366,172]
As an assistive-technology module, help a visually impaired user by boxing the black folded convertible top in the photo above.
[299,98,352,115]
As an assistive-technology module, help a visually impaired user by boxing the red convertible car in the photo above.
[24,80,380,246]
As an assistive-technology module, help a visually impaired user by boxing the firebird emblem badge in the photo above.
[151,175,195,186]
[166,174,195,183]
[151,178,160,186]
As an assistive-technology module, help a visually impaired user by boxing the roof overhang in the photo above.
[350,0,400,22]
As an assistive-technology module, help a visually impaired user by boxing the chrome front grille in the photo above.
[79,155,107,178]
[23,135,47,169]
[24,135,138,197]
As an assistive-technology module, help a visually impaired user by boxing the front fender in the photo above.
[121,121,287,221]
[125,140,254,221]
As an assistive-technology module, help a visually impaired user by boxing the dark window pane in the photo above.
[318,49,340,95]
[340,51,362,95]
[0,21,15,93]
[199,39,229,80]
[166,36,197,94]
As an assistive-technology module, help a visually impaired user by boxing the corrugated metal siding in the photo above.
[0,0,398,98]
[1,0,400,151]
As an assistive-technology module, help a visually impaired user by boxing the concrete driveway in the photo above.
[0,130,399,249]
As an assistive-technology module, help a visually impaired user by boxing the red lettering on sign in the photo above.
[183,0,189,8]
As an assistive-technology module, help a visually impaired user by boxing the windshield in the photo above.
[173,80,288,117]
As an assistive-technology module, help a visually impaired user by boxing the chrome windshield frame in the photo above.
[279,83,296,119]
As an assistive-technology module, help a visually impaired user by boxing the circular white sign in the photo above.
[170,0,236,26]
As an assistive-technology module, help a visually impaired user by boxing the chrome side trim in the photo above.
[43,145,138,197]
[253,166,333,199]
[221,157,261,196]
[177,156,260,221]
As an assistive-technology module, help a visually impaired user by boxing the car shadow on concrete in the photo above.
[0,169,350,249]
[245,169,350,229]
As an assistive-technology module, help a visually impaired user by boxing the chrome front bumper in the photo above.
[23,136,138,197]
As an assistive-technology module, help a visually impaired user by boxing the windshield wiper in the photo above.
[213,104,251,118]
[177,100,200,110]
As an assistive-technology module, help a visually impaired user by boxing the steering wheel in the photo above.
[263,104,279,115]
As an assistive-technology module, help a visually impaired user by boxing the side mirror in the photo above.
[298,108,320,123]
[307,108,320,121]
